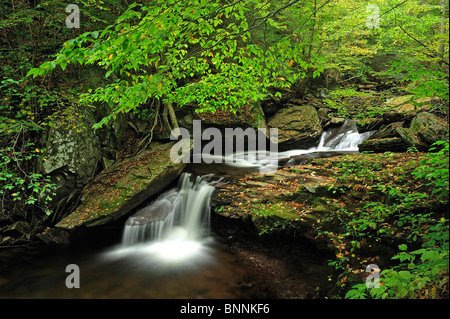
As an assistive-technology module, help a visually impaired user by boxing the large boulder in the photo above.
[410,112,449,145]
[382,95,434,121]
[396,127,429,151]
[42,118,102,204]
[41,106,129,207]
[55,141,190,229]
[43,126,100,179]
[357,121,409,152]
[368,122,404,140]
[268,104,323,150]
[358,137,408,153]
[356,117,446,153]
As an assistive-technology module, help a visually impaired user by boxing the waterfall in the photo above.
[315,119,375,151]
[214,119,376,172]
[122,173,215,246]
[101,173,216,267]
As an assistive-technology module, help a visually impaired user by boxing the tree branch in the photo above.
[398,24,449,66]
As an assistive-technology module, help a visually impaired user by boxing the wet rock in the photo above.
[55,141,190,230]
[369,122,404,139]
[268,104,323,150]
[410,112,449,145]
[36,227,70,246]
[358,137,408,152]
[330,117,346,126]
[317,108,331,129]
[356,122,415,152]
[396,127,429,151]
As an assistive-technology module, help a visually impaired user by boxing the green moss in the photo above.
[55,142,188,229]
[250,202,301,235]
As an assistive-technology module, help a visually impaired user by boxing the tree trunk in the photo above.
[439,0,446,62]
[307,0,317,64]
[167,101,179,131]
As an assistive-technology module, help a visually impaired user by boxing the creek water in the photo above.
[0,120,374,299]
[0,173,259,299]
[202,119,375,172]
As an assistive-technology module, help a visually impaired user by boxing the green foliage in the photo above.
[390,61,449,102]
[28,0,327,128]
[314,150,449,299]
[346,218,449,299]
[412,140,449,204]
[0,141,56,217]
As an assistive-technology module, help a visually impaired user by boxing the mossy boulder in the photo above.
[55,141,190,230]
[410,112,449,145]
[382,95,434,121]
[396,127,429,151]
[358,137,408,153]
[268,104,323,150]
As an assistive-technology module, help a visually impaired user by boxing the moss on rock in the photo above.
[55,142,190,229]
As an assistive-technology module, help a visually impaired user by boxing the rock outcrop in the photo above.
[55,141,190,229]
[267,104,323,150]
[359,111,448,153]
[410,112,449,145]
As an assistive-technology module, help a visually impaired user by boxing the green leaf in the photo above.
[60,60,68,71]
[398,271,412,280]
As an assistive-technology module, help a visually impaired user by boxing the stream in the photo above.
[0,120,374,299]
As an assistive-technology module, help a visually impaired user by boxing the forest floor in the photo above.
[190,150,449,298]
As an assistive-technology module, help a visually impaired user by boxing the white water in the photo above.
[104,120,374,266]
[203,119,375,172]
[103,173,216,268]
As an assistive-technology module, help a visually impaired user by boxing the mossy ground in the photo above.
[211,151,448,297]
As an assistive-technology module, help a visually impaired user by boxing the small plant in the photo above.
[0,141,56,218]
[345,218,449,299]
[412,141,449,204]
[324,88,376,119]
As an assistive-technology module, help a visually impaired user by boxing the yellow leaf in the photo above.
[108,53,113,60]
[288,59,294,67]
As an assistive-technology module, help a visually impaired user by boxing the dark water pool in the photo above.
[0,234,270,299]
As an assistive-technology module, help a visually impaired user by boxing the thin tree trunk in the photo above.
[167,101,179,131]
[307,0,317,64]
[439,0,446,65]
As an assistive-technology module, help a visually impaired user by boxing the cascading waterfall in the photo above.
[216,119,376,172]
[105,120,374,266]
[122,172,214,245]
[314,119,375,151]
[104,173,216,266]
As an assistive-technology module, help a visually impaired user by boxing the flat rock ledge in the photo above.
[56,141,189,230]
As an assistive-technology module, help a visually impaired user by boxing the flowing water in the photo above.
[202,119,375,172]
[104,173,217,269]
[0,120,375,299]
